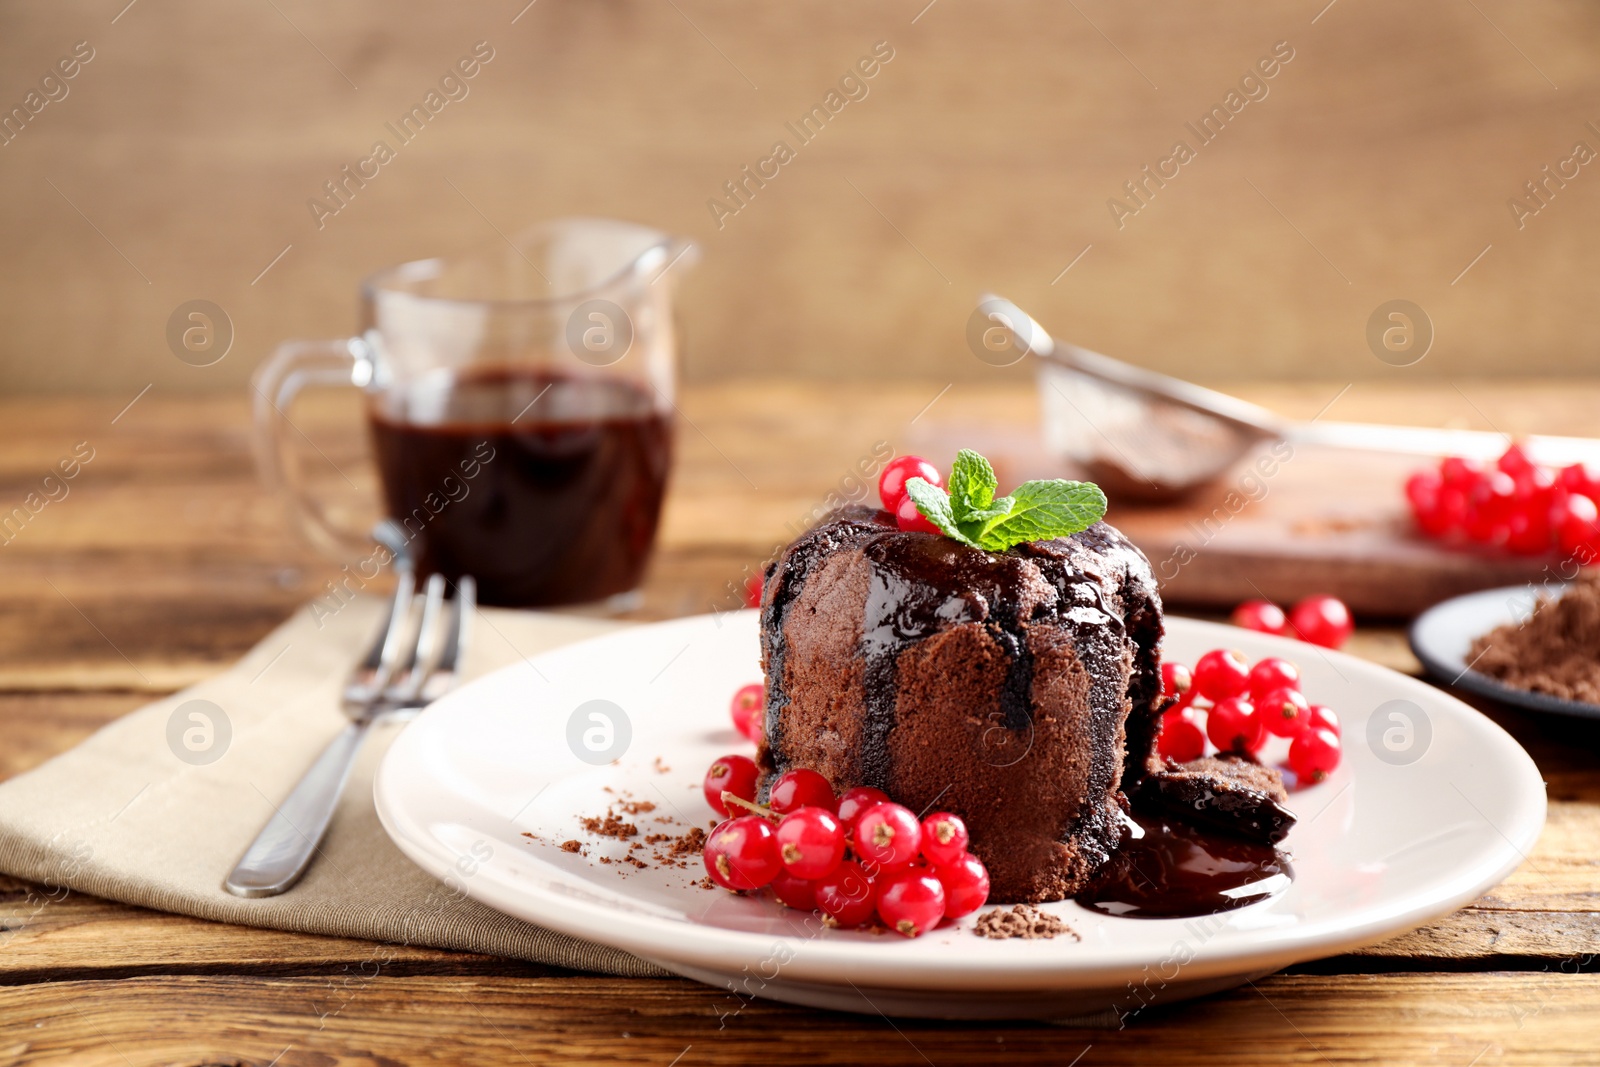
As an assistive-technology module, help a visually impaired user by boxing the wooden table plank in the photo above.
[3,973,1595,1067]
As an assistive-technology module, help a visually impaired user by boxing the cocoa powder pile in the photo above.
[972,905,1079,941]
[1470,569,1600,704]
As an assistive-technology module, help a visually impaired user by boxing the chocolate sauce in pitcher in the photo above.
[368,368,672,607]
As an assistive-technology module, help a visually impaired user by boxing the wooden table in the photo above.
[3,380,1597,1065]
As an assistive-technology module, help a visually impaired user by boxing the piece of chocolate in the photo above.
[1140,755,1297,845]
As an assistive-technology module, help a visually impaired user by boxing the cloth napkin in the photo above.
[0,595,669,977]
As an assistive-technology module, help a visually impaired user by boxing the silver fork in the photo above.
[225,531,475,898]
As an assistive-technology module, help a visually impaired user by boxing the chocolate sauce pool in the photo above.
[1074,811,1293,918]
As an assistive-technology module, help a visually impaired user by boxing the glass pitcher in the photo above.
[253,217,698,608]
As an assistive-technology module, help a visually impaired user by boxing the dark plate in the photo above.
[1409,582,1600,720]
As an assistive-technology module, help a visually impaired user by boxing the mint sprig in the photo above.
[905,448,1106,551]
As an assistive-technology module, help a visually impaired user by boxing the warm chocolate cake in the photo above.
[756,505,1164,903]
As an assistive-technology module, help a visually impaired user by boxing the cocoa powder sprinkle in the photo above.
[973,905,1079,941]
[1470,569,1600,704]
[580,813,639,839]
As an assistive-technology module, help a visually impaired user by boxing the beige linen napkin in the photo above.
[0,596,668,977]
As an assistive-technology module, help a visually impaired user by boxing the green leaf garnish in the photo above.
[947,449,998,513]
[905,477,977,546]
[972,479,1108,548]
[905,448,1107,551]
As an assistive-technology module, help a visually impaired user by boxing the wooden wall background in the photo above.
[1,0,1598,393]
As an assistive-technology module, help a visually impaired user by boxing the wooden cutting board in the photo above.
[908,427,1559,620]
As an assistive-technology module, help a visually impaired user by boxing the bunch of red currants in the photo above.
[701,759,992,936]
[878,454,946,534]
[1229,595,1353,650]
[1158,650,1342,786]
[1404,441,1600,559]
[703,688,990,937]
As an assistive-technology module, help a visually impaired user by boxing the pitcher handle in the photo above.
[251,337,376,560]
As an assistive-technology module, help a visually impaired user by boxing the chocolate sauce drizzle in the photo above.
[758,509,891,765]
[1075,811,1293,918]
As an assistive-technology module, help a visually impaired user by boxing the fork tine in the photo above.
[437,576,474,676]
[385,574,448,705]
[409,575,470,710]
[343,565,416,706]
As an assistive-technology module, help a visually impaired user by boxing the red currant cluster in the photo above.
[1159,650,1342,786]
[1230,595,1353,650]
[879,454,945,534]
[700,757,991,937]
[1405,442,1600,559]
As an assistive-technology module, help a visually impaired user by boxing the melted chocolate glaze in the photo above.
[758,509,891,767]
[1075,811,1293,918]
[760,506,1164,870]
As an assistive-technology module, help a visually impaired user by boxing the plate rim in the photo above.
[375,610,1547,994]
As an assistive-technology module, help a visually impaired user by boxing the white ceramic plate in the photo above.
[1410,582,1600,720]
[374,611,1545,1020]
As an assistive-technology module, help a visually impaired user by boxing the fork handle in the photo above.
[223,719,372,897]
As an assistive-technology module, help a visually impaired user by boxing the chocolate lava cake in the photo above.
[756,505,1164,903]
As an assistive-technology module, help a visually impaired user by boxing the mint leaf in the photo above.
[975,479,1107,551]
[946,449,998,519]
[905,449,1106,552]
[904,477,977,546]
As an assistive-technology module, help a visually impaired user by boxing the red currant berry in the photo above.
[1288,595,1353,649]
[1231,599,1288,636]
[1405,469,1442,514]
[704,815,781,891]
[879,455,943,513]
[1306,704,1340,736]
[1440,456,1483,487]
[1556,492,1600,562]
[1429,484,1471,538]
[1192,648,1250,701]
[814,860,878,927]
[767,768,838,815]
[1247,656,1301,701]
[1466,471,1517,544]
[729,683,764,744]
[1158,705,1206,763]
[935,853,991,919]
[877,868,947,938]
[1505,508,1554,556]
[1257,686,1311,738]
[775,806,845,879]
[1289,727,1342,785]
[743,572,764,609]
[1497,441,1536,478]
[895,492,944,535]
[1207,696,1264,754]
[853,802,922,871]
[1558,462,1600,498]
[837,786,890,830]
[919,812,969,867]
[1160,661,1193,702]
[703,754,759,817]
[770,870,819,911]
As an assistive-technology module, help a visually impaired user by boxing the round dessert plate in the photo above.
[375,611,1545,1021]
[1410,581,1600,720]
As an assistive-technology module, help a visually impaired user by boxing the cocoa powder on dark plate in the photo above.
[1470,569,1600,705]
